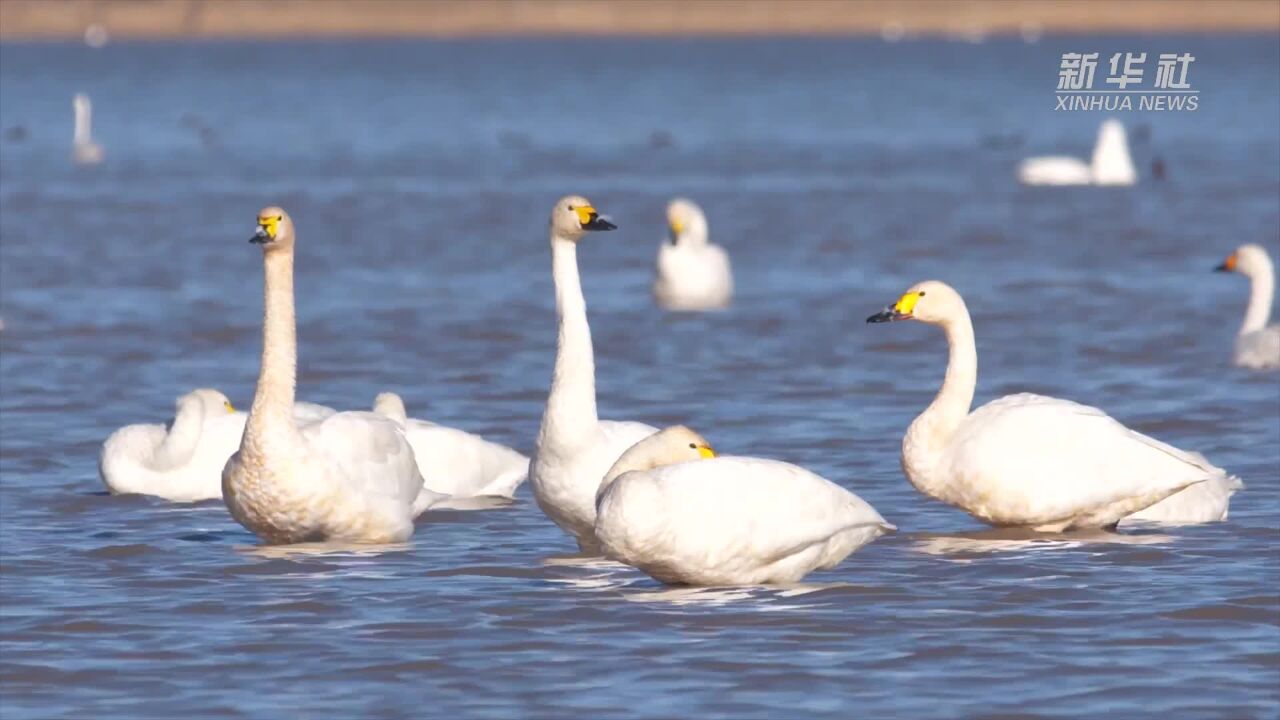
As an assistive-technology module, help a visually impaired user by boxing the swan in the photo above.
[100,388,240,502]
[867,280,1240,530]
[372,392,529,498]
[222,208,432,544]
[595,426,894,586]
[1018,118,1135,186]
[652,198,733,311]
[530,195,659,551]
[71,93,104,165]
[1215,243,1280,370]
[100,393,336,502]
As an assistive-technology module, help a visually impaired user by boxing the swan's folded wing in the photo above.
[402,420,528,497]
[294,401,338,426]
[952,394,1219,523]
[302,411,423,507]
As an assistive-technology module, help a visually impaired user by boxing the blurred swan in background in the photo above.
[867,280,1239,530]
[653,198,733,311]
[530,196,659,552]
[222,208,432,544]
[1018,118,1135,186]
[1215,243,1280,370]
[100,390,336,502]
[372,392,528,498]
[72,93,104,165]
[594,426,894,586]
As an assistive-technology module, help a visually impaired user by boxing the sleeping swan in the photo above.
[867,280,1240,530]
[529,196,659,552]
[595,426,894,586]
[222,208,431,544]
[100,388,239,501]
[1018,118,1135,186]
[373,392,528,498]
[1215,243,1280,370]
[653,198,733,311]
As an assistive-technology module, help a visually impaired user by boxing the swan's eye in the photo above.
[567,205,574,211]
[688,443,697,449]
[918,291,927,297]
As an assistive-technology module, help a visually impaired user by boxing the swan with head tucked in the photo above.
[529,195,659,552]
[594,426,894,586]
[100,389,337,502]
[653,198,733,311]
[100,389,239,501]
[372,392,529,498]
[222,208,431,544]
[1018,118,1135,186]
[1214,244,1280,370]
[867,281,1240,530]
[72,93,104,165]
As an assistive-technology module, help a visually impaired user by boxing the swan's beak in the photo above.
[697,445,716,459]
[250,216,279,244]
[867,290,922,323]
[575,205,616,232]
[1214,253,1237,272]
[224,400,235,413]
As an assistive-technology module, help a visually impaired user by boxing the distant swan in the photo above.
[595,426,894,586]
[529,196,658,552]
[653,198,733,311]
[72,93,104,165]
[100,389,240,502]
[222,208,432,544]
[1018,118,1135,186]
[867,280,1240,530]
[1215,243,1280,370]
[372,392,528,498]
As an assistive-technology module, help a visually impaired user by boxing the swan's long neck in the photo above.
[74,98,92,145]
[902,311,977,497]
[243,249,298,451]
[539,235,598,452]
[1242,257,1275,335]
[154,404,204,469]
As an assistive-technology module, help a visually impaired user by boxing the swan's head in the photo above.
[250,206,295,252]
[176,388,235,418]
[867,280,965,325]
[550,195,616,241]
[372,392,408,422]
[1216,244,1273,279]
[599,425,716,497]
[666,198,708,245]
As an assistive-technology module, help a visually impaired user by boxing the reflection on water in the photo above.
[0,36,1277,720]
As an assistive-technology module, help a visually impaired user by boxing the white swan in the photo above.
[595,426,894,586]
[1215,243,1280,370]
[653,198,733,311]
[530,195,659,551]
[222,208,431,544]
[1018,118,1135,186]
[372,392,528,498]
[867,281,1240,530]
[72,93,104,165]
[100,389,240,502]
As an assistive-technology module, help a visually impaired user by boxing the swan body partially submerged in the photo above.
[1019,118,1135,186]
[1215,244,1280,370]
[653,198,733,311]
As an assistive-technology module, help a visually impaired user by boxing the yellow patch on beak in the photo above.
[574,205,598,226]
[669,217,684,235]
[257,216,280,240]
[894,291,923,316]
[224,400,235,413]
[698,445,716,459]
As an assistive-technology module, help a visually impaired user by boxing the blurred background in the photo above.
[1,2,1277,719]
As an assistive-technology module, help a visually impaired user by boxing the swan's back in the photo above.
[1018,156,1092,186]
[597,457,892,585]
[1236,326,1280,369]
[401,419,529,497]
[944,394,1220,528]
[300,411,423,508]
[654,242,733,309]
[99,422,167,494]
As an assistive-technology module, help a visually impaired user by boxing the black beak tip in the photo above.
[586,217,617,232]
[1213,263,1229,272]
[866,311,891,324]
[249,235,266,244]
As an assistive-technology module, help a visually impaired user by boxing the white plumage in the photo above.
[530,195,659,551]
[868,280,1240,531]
[1018,118,1136,187]
[72,93,104,166]
[372,392,529,498]
[222,207,430,545]
[595,427,893,586]
[100,389,335,502]
[1215,243,1280,370]
[653,198,733,311]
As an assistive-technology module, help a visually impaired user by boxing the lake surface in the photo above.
[1,36,1278,719]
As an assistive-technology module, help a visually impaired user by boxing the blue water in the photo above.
[1,36,1278,719]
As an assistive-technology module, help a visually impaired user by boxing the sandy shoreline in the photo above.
[1,0,1276,40]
